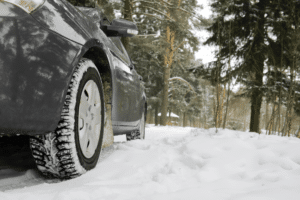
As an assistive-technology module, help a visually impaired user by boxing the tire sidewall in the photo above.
[74,67,104,170]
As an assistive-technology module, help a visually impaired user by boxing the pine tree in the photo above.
[118,0,203,126]
[267,0,300,135]
[158,0,202,125]
[205,0,271,133]
[97,0,116,20]
[121,0,133,51]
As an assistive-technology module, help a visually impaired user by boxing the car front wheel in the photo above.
[30,58,104,179]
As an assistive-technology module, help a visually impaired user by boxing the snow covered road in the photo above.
[0,126,300,200]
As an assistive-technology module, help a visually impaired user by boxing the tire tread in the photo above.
[30,59,102,179]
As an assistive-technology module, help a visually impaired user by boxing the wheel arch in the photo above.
[82,47,112,101]
[77,39,113,108]
[79,41,114,148]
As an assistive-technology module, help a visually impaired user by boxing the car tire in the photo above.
[126,112,145,141]
[30,58,105,179]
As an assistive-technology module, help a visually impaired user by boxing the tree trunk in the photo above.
[183,112,187,127]
[220,85,225,128]
[121,0,133,51]
[283,65,295,137]
[267,102,277,135]
[213,87,216,127]
[154,103,159,126]
[160,5,176,126]
[265,100,269,130]
[215,18,221,129]
[249,65,263,133]
[168,110,171,125]
[277,22,284,135]
[249,2,265,133]
[297,125,300,138]
[283,26,299,136]
[250,94,262,133]
[216,85,221,128]
[277,29,283,135]
[277,87,282,134]
[223,77,230,129]
[223,21,232,129]
[160,66,171,125]
[243,113,247,132]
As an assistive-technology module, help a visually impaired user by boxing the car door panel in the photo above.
[110,52,132,123]
[109,40,140,128]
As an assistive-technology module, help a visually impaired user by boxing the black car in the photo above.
[0,0,146,179]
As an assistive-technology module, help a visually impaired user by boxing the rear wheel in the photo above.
[30,59,105,179]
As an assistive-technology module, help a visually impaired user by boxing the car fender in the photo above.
[0,10,83,134]
[0,0,115,135]
[31,0,117,99]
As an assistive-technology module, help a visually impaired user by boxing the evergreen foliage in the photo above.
[117,0,205,125]
[204,0,300,133]
[64,0,300,134]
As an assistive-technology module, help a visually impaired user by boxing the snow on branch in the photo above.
[169,77,195,93]
[132,0,202,22]
[136,6,175,21]
[134,12,173,22]
[132,0,168,9]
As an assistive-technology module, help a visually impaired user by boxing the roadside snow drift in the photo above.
[0,125,300,200]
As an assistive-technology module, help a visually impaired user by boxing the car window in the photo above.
[109,37,124,54]
[75,7,103,22]
[66,0,94,7]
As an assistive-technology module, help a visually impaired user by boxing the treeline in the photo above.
[200,0,300,136]
[95,0,210,126]
[69,0,300,136]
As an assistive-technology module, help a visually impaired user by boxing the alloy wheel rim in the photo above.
[78,80,101,158]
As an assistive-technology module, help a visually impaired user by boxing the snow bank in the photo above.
[0,126,300,200]
[157,113,179,118]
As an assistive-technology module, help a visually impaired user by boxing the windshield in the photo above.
[1,0,45,13]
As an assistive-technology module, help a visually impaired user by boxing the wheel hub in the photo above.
[78,80,101,158]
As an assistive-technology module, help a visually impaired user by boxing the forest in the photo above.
[74,0,300,136]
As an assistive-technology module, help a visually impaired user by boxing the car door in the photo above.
[128,61,145,122]
[109,37,140,127]
[120,48,144,124]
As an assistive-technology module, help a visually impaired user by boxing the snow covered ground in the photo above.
[0,125,300,200]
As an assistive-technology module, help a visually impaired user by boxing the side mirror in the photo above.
[101,19,138,37]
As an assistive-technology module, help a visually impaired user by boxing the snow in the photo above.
[1,126,300,199]
[158,112,179,118]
